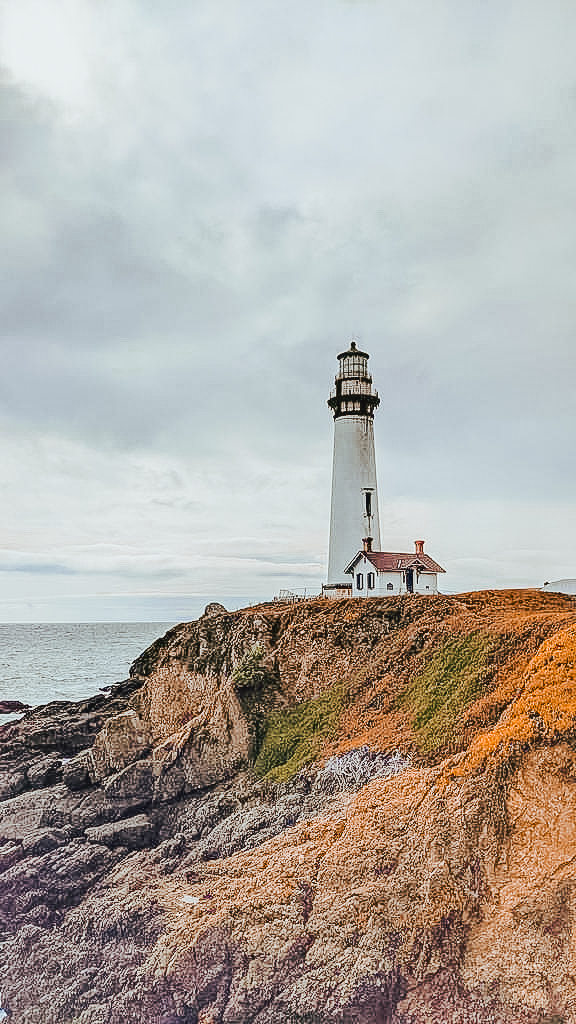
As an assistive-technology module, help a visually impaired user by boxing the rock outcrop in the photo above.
[1,591,576,1022]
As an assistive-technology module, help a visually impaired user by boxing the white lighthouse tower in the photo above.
[325,341,381,592]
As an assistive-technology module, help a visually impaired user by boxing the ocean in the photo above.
[0,622,173,724]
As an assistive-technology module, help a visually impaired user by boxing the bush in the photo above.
[253,685,344,782]
[232,644,279,757]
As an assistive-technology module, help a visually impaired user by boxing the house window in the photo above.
[356,573,364,590]
[367,572,375,590]
[387,583,393,591]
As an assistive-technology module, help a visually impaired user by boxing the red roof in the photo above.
[345,551,446,574]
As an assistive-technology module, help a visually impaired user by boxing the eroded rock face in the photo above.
[2,593,576,1022]
[89,708,152,780]
[462,745,576,1022]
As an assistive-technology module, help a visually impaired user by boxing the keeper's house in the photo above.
[345,539,445,597]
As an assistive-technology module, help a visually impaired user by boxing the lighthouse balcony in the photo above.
[334,379,374,396]
[327,391,380,417]
[330,382,378,399]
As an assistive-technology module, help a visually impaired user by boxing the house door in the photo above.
[405,569,414,593]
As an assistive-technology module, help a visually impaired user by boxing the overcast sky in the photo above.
[0,0,575,621]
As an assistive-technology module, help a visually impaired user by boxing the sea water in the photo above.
[0,622,173,723]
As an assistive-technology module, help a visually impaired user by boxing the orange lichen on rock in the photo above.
[450,624,576,777]
[148,765,455,992]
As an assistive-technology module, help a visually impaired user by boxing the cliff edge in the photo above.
[1,590,576,1022]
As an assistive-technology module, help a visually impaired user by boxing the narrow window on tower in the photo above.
[356,573,364,590]
[365,492,372,517]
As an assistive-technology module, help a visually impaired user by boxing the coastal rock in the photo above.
[20,705,108,755]
[0,784,85,842]
[62,749,92,790]
[151,678,252,798]
[1,591,576,1022]
[26,754,63,789]
[0,770,28,801]
[0,840,23,873]
[102,758,155,803]
[203,602,228,618]
[0,700,31,714]
[20,826,70,856]
[0,838,122,926]
[89,709,152,781]
[84,813,156,849]
[68,786,152,832]
[12,685,145,758]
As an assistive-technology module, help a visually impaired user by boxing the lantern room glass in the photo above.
[338,355,368,379]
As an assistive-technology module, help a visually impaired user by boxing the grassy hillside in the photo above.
[298,589,576,777]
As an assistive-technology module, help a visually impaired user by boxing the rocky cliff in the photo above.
[2,590,576,1023]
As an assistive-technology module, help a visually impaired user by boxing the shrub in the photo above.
[232,644,279,757]
[253,684,344,782]
[400,632,497,753]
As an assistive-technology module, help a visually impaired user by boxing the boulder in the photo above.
[27,755,63,789]
[89,710,152,781]
[152,680,252,797]
[18,706,108,755]
[203,602,227,618]
[62,750,92,791]
[0,784,85,843]
[0,841,23,873]
[20,827,70,857]
[0,770,28,802]
[0,700,31,714]
[84,814,156,850]
[102,758,155,803]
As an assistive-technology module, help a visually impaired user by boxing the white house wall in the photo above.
[412,572,438,595]
[350,559,439,597]
[375,572,404,595]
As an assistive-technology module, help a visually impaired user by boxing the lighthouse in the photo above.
[325,341,381,591]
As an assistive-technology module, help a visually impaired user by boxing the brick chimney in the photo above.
[414,540,425,554]
[363,537,373,553]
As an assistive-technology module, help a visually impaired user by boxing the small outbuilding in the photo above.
[540,579,576,595]
[345,539,445,597]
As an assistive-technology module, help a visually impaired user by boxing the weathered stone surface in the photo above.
[203,602,228,618]
[151,679,252,798]
[20,827,70,857]
[26,754,63,789]
[102,757,155,802]
[85,813,156,850]
[0,840,23,873]
[62,749,92,790]
[0,769,28,801]
[0,838,122,926]
[0,784,85,842]
[68,786,151,831]
[18,704,108,754]
[1,592,576,1022]
[0,700,31,714]
[89,709,152,780]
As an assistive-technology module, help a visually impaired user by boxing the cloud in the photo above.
[0,561,73,575]
[0,0,575,616]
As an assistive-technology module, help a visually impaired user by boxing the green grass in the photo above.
[253,684,345,782]
[400,632,497,753]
